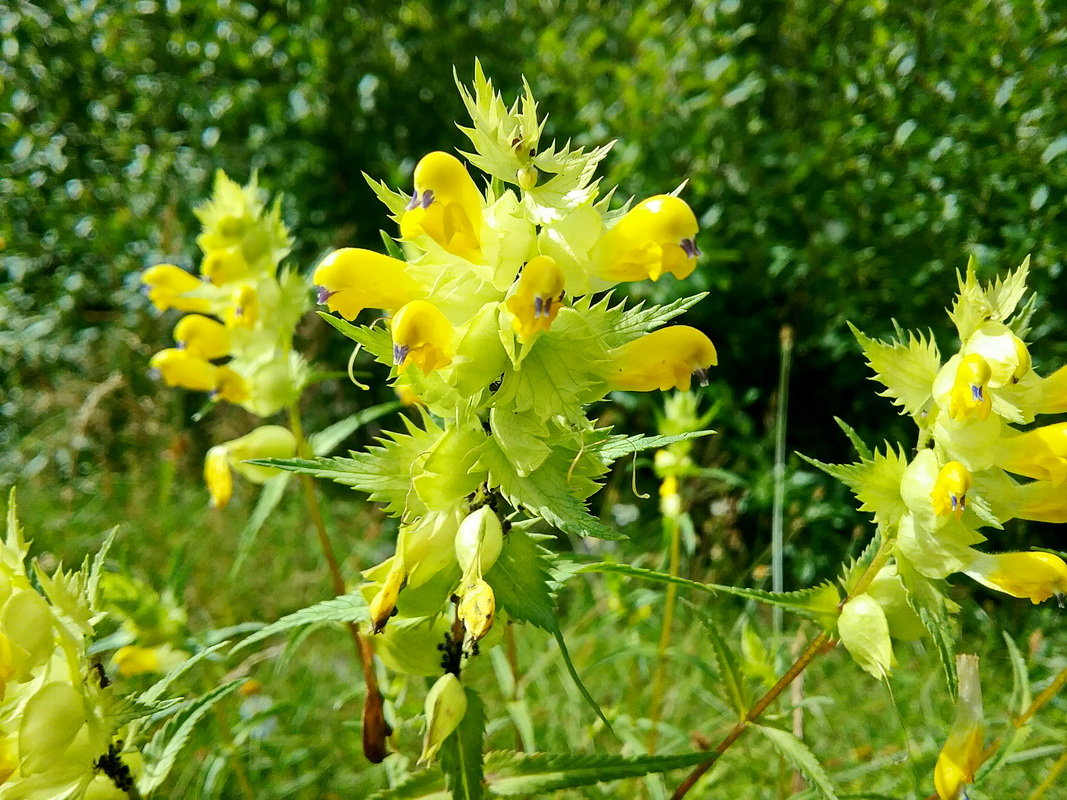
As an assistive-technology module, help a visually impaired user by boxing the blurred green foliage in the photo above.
[4,0,1066,563]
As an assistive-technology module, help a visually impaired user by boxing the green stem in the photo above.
[647,509,682,754]
[771,325,793,642]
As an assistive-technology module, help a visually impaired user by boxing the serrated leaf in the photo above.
[591,430,716,465]
[612,293,709,343]
[897,560,958,695]
[440,688,486,800]
[309,402,402,456]
[137,680,243,794]
[482,749,711,795]
[799,446,908,529]
[684,602,748,715]
[849,323,940,417]
[833,417,872,461]
[365,172,411,220]
[576,562,841,627]
[476,437,621,541]
[986,255,1030,322]
[87,525,118,611]
[317,311,394,364]
[489,407,552,477]
[136,640,232,708]
[753,725,839,800]
[232,592,368,653]
[486,529,557,632]
[368,771,450,800]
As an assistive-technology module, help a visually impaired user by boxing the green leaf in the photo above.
[799,446,908,529]
[848,323,940,417]
[137,680,243,794]
[440,688,486,800]
[232,592,368,653]
[137,640,232,708]
[976,632,1033,781]
[86,524,119,610]
[230,473,290,577]
[481,749,712,795]
[685,601,748,715]
[612,293,709,343]
[476,437,621,541]
[897,560,958,695]
[486,529,557,632]
[576,562,841,628]
[753,725,839,800]
[380,229,407,261]
[591,430,716,465]
[833,417,872,461]
[317,311,394,363]
[309,402,403,456]
[489,407,552,477]
[368,771,449,800]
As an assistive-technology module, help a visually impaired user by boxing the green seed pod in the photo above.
[454,506,504,576]
[838,593,893,679]
[419,673,468,764]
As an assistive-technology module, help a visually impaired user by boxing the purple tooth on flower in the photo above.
[393,343,410,366]
[405,189,420,211]
[420,189,435,209]
[971,385,984,402]
[680,238,701,258]
[316,286,336,305]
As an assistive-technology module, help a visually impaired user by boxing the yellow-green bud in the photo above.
[454,506,504,576]
[458,578,496,645]
[419,673,467,765]
[838,593,893,679]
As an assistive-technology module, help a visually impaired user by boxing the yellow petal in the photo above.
[225,283,259,329]
[930,461,971,519]
[505,255,565,341]
[213,366,250,404]
[996,422,1067,485]
[948,354,993,421]
[595,195,699,283]
[313,248,422,320]
[935,655,984,800]
[400,151,483,262]
[201,245,251,285]
[964,551,1067,603]
[391,300,454,374]
[142,264,213,313]
[150,348,218,392]
[458,578,496,645]
[113,644,162,676]
[610,326,717,392]
[173,314,230,360]
[204,445,233,509]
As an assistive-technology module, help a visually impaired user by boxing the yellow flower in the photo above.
[201,245,251,285]
[214,365,250,404]
[505,255,566,340]
[391,300,454,374]
[203,426,297,508]
[142,264,212,313]
[313,247,422,320]
[1017,479,1067,523]
[610,326,717,392]
[947,354,993,421]
[595,195,700,283]
[225,283,259,329]
[996,422,1067,485]
[369,561,407,634]
[963,551,1067,604]
[930,461,971,519]
[935,655,984,800]
[400,151,483,262]
[458,578,495,645]
[173,314,230,360]
[150,348,218,392]
[113,644,188,676]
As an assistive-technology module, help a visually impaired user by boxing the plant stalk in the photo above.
[771,325,793,643]
[647,509,683,754]
[287,403,389,763]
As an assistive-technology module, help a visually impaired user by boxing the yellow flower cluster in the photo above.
[143,172,308,419]
[0,494,139,799]
[832,261,1067,694]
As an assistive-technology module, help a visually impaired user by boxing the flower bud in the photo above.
[454,506,504,576]
[517,164,538,190]
[369,561,407,634]
[935,655,984,800]
[18,681,87,775]
[458,578,496,645]
[838,593,893,679]
[419,673,468,765]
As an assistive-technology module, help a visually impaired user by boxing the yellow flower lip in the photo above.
[390,299,454,374]
[965,550,1067,604]
[595,194,700,283]
[506,255,566,340]
[312,248,422,320]
[931,461,971,519]
[399,151,483,262]
[948,354,993,420]
[142,264,212,313]
[610,326,718,392]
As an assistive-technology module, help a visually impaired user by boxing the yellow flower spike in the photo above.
[947,354,993,421]
[204,445,233,509]
[595,194,700,283]
[225,283,259,329]
[935,655,984,800]
[200,245,251,285]
[369,561,407,634]
[313,247,423,320]
[610,326,717,392]
[213,365,250,404]
[458,578,496,646]
[930,461,972,519]
[400,151,484,262]
[963,551,1067,604]
[391,300,454,374]
[142,264,213,313]
[996,422,1067,485]
[505,255,566,341]
[173,314,230,361]
[150,348,218,392]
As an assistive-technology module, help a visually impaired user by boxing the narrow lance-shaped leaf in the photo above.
[753,724,840,800]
